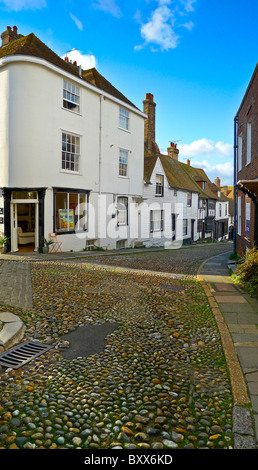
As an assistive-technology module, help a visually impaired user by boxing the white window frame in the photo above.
[63,80,80,113]
[183,219,188,236]
[117,197,128,226]
[119,149,128,177]
[54,190,88,233]
[119,107,129,130]
[155,174,164,196]
[62,132,80,172]
[238,133,242,171]
[150,210,164,232]
[246,122,251,165]
[237,196,241,236]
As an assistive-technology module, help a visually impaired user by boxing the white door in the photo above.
[11,203,18,252]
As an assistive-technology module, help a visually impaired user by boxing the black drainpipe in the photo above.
[233,115,238,254]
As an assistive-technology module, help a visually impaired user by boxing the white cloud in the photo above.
[0,0,46,10]
[136,0,196,52]
[69,13,83,31]
[91,0,121,18]
[182,20,194,31]
[177,138,233,185]
[62,50,97,71]
[178,138,233,159]
[140,4,179,51]
[181,0,196,13]
[191,160,234,185]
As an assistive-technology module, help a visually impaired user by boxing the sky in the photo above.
[0,0,257,186]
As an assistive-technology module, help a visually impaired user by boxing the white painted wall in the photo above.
[0,68,9,188]
[0,57,146,251]
[142,157,199,247]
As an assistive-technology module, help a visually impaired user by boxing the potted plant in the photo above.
[40,236,54,253]
[0,235,9,254]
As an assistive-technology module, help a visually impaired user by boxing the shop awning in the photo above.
[237,179,258,201]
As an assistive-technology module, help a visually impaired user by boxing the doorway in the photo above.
[10,191,39,252]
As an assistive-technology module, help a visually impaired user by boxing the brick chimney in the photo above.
[167,142,179,161]
[1,26,23,47]
[223,185,228,196]
[215,177,221,188]
[187,159,190,165]
[143,93,158,153]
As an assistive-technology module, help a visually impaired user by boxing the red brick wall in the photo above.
[236,64,258,255]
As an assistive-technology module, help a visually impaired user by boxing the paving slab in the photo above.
[236,347,258,370]
[212,283,239,292]
[219,303,255,313]
[215,295,248,303]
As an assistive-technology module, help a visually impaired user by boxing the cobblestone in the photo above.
[0,244,234,449]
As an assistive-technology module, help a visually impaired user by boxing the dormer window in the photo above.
[63,80,80,113]
[155,174,164,196]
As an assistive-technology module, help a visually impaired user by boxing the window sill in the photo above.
[118,127,131,134]
[60,170,82,176]
[61,107,82,117]
[56,230,87,235]
[118,175,129,179]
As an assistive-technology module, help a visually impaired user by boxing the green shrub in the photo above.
[236,248,258,297]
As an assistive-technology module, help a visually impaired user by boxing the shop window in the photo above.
[55,191,87,233]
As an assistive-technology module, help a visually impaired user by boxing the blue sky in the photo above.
[0,0,257,186]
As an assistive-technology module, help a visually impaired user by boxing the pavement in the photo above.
[198,252,258,449]
[0,247,258,448]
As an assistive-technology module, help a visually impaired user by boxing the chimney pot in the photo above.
[73,61,77,66]
[145,93,154,102]
[187,159,190,165]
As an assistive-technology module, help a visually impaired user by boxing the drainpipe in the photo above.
[98,95,103,241]
[233,115,238,253]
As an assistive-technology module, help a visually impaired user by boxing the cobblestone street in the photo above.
[0,243,236,450]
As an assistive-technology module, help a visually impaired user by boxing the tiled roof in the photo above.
[0,32,139,109]
[144,152,224,200]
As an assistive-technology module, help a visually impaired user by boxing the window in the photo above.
[187,193,192,207]
[247,122,251,165]
[174,189,177,196]
[119,150,128,176]
[225,203,228,216]
[238,134,242,171]
[55,191,87,233]
[62,132,80,172]
[117,197,128,226]
[237,196,241,235]
[150,210,164,232]
[219,204,222,217]
[155,175,164,196]
[245,195,251,239]
[202,181,206,190]
[119,107,129,130]
[63,80,80,113]
[183,219,188,236]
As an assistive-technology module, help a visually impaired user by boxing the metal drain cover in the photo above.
[0,341,52,369]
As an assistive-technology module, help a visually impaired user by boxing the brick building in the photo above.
[235,62,258,255]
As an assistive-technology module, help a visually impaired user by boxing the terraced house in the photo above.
[235,62,258,255]
[0,26,231,253]
[142,93,230,247]
[0,26,145,252]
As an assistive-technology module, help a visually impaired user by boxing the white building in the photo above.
[0,27,145,252]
